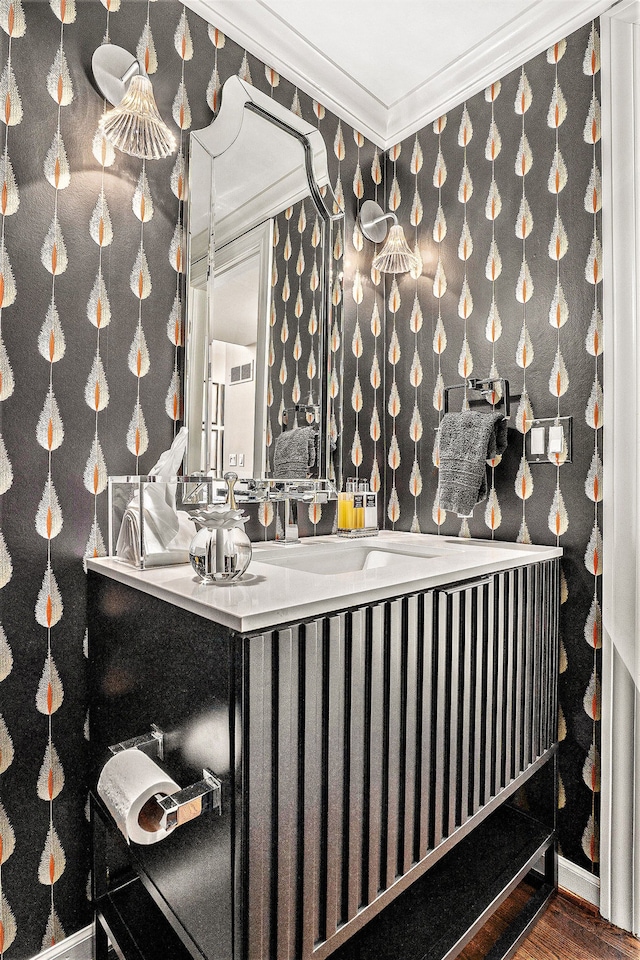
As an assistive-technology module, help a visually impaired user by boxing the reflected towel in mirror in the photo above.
[437,412,507,517]
[273,426,317,479]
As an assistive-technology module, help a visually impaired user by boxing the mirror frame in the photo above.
[184,76,344,495]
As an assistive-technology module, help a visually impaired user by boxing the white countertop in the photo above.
[86,532,562,634]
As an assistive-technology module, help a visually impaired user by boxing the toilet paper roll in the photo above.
[97,748,180,845]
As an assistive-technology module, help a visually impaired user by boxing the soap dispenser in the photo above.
[337,479,355,532]
[188,472,252,582]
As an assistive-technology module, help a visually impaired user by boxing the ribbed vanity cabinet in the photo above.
[88,554,560,960]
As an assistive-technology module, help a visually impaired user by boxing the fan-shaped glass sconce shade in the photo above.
[359,199,421,274]
[99,74,176,160]
[372,223,420,274]
[93,45,176,160]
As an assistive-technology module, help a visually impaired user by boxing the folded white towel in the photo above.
[115,427,194,567]
[116,507,195,567]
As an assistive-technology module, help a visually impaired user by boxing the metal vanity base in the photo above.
[92,776,557,960]
[88,557,559,960]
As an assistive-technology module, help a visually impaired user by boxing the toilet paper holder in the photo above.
[109,724,167,761]
[108,725,222,829]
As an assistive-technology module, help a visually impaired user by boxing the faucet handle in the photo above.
[223,472,238,510]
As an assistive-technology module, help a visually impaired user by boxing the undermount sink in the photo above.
[442,538,488,546]
[255,541,440,576]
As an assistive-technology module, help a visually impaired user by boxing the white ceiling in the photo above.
[185,0,614,148]
[260,1,544,108]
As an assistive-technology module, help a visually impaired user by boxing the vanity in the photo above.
[87,532,561,960]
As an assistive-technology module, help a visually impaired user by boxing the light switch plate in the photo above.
[229,453,237,466]
[548,425,564,453]
[525,416,573,464]
[530,426,545,455]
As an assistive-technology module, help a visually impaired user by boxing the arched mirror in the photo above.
[184,76,344,497]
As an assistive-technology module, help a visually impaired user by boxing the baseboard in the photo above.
[558,855,601,909]
[30,924,93,960]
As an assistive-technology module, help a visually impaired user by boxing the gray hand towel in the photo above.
[273,426,317,479]
[438,411,508,516]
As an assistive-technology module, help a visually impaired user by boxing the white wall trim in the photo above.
[600,0,640,937]
[29,924,93,960]
[558,856,601,908]
[185,0,616,149]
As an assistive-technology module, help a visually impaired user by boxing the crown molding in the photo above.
[185,0,616,149]
[183,0,389,145]
[384,0,616,147]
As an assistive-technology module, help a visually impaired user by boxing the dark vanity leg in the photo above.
[94,918,110,960]
[543,837,558,889]
[90,794,111,960]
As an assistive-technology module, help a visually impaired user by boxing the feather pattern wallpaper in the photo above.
[372,22,602,876]
[268,199,328,496]
[0,3,600,956]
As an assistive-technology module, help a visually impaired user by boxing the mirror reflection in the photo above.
[184,76,343,490]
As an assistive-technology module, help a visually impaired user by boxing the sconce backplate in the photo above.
[359,199,392,243]
[92,44,140,106]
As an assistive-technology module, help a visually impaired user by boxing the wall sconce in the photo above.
[92,44,176,160]
[359,199,420,274]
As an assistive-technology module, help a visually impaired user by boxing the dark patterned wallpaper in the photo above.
[268,199,329,489]
[0,4,377,954]
[0,1,600,956]
[360,25,602,875]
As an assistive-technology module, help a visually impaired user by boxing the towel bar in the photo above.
[443,377,510,419]
[282,404,320,429]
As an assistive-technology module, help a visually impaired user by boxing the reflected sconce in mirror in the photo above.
[359,199,421,274]
[92,44,176,160]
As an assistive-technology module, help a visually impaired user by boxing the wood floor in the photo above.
[460,887,640,960]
